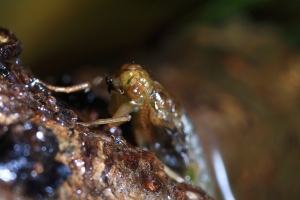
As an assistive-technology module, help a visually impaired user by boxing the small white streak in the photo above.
[212,149,235,200]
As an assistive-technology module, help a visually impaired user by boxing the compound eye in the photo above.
[126,85,142,99]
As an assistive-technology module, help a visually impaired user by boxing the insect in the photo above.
[106,63,189,174]
[106,64,210,189]
[42,63,210,190]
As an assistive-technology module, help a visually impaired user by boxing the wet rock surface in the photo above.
[0,28,212,199]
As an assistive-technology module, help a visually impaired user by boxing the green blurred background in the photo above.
[1,1,300,199]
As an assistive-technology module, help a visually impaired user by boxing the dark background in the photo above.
[2,1,300,199]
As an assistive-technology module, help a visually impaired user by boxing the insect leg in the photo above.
[76,114,132,126]
[40,76,103,93]
[109,102,135,127]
